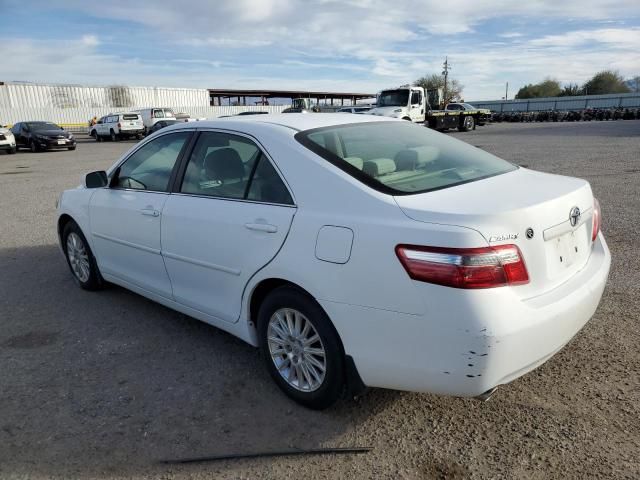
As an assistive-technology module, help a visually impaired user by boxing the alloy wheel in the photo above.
[267,307,327,392]
[66,232,90,283]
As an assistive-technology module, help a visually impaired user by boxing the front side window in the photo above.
[180,131,292,204]
[296,122,516,195]
[113,131,190,192]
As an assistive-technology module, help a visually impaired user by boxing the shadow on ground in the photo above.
[0,244,400,477]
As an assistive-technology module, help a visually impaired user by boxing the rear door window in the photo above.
[180,131,292,204]
[123,114,140,120]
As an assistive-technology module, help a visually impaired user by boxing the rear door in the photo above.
[89,130,193,298]
[97,116,110,136]
[161,130,296,323]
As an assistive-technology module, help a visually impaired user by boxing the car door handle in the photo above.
[140,208,160,217]
[244,223,278,233]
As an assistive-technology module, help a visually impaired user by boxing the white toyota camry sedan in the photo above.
[56,114,610,409]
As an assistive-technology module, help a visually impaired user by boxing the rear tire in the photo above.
[110,130,118,142]
[258,286,345,410]
[29,140,38,153]
[62,221,103,291]
[8,146,16,154]
[68,146,76,151]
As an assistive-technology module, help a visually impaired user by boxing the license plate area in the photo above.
[57,140,66,145]
[545,224,589,279]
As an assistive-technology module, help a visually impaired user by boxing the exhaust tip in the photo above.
[476,386,498,402]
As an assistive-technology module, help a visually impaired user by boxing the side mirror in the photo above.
[84,171,108,188]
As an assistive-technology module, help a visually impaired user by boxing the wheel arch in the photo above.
[57,213,75,242]
[247,277,367,396]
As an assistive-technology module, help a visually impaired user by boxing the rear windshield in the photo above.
[295,121,516,195]
[122,114,140,120]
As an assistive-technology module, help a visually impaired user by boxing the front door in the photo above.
[410,89,424,122]
[89,130,192,298]
[161,130,296,323]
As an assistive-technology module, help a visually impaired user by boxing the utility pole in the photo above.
[505,82,509,100]
[442,57,450,106]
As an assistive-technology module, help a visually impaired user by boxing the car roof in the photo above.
[184,113,395,132]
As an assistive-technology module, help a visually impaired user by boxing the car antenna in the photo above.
[160,446,371,464]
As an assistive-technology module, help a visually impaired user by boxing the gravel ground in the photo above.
[0,120,639,479]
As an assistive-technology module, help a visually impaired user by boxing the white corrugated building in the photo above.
[0,82,288,127]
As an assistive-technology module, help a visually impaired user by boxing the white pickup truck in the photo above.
[367,86,489,131]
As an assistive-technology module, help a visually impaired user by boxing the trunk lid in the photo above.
[394,168,595,297]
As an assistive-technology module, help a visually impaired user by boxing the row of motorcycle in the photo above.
[490,108,640,123]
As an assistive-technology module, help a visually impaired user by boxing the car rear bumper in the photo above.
[0,141,16,150]
[320,233,610,397]
[118,128,144,135]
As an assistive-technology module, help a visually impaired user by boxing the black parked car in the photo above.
[147,119,181,135]
[11,121,76,152]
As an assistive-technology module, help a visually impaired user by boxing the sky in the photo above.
[1,0,639,101]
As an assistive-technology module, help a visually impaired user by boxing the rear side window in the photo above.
[296,122,516,195]
[180,131,292,204]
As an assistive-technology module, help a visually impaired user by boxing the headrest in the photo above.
[395,146,440,170]
[363,158,396,177]
[204,148,244,180]
[344,156,364,170]
[410,146,440,165]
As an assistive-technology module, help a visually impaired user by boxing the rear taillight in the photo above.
[117,122,121,128]
[395,244,529,289]
[592,198,601,242]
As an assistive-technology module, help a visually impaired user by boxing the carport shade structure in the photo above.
[208,88,375,107]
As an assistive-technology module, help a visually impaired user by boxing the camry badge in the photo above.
[488,233,518,242]
[569,206,581,227]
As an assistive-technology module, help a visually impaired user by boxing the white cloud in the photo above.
[81,35,99,47]
[499,32,523,38]
[530,28,640,48]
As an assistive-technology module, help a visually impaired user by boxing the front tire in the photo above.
[62,221,103,291]
[258,286,345,409]
[459,115,475,131]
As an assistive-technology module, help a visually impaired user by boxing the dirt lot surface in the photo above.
[1,120,639,479]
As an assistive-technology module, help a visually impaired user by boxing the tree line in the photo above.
[515,71,638,99]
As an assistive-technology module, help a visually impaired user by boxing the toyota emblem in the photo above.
[569,206,581,227]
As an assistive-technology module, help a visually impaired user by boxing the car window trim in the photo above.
[108,129,195,194]
[170,127,296,207]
